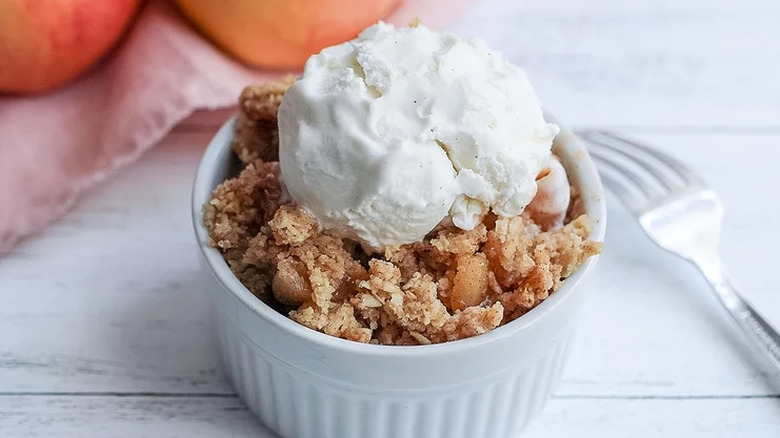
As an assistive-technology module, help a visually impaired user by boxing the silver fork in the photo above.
[580,130,780,375]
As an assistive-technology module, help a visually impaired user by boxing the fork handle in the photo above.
[695,259,780,374]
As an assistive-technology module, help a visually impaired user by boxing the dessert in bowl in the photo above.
[193,21,605,438]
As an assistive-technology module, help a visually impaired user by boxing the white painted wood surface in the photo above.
[1,396,779,438]
[2,0,780,435]
[451,0,780,129]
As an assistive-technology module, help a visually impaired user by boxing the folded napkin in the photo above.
[0,0,473,253]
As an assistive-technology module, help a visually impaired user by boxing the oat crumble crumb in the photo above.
[232,76,296,164]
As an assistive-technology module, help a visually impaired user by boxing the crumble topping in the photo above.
[232,76,296,164]
[203,82,602,345]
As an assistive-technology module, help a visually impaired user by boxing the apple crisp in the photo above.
[204,81,602,345]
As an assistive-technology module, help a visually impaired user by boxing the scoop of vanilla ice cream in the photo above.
[279,22,558,250]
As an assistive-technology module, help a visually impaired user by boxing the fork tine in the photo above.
[590,148,651,212]
[587,151,646,213]
[581,131,676,191]
[586,140,664,199]
[592,130,706,186]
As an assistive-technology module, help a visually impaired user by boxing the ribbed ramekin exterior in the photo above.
[194,117,604,438]
[211,291,573,438]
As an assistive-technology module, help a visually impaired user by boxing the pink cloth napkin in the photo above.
[0,0,473,253]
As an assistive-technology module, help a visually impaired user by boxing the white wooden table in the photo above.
[2,0,780,436]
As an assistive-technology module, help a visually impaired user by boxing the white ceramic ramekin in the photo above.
[192,116,605,438]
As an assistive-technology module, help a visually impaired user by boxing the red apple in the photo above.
[0,0,142,93]
[173,0,399,69]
